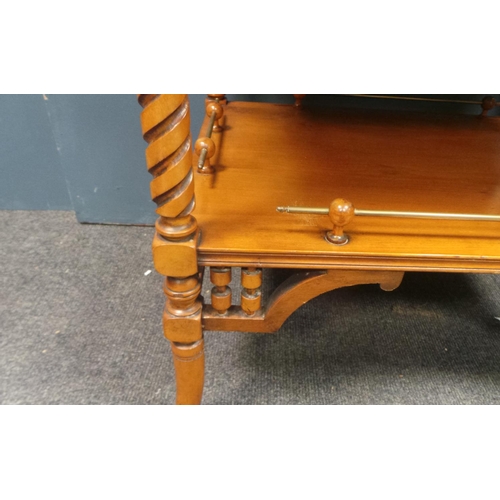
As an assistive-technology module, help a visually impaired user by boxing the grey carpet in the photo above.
[2,210,500,405]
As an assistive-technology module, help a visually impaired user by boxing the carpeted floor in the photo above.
[2,210,500,404]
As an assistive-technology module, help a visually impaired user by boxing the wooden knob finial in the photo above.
[481,96,496,116]
[195,137,216,174]
[206,94,227,106]
[206,101,223,120]
[327,198,355,245]
[195,137,215,158]
[293,94,306,107]
[206,101,224,131]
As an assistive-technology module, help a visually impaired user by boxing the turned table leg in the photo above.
[163,274,204,405]
[171,340,204,405]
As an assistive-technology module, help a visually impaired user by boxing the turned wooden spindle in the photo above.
[210,267,232,315]
[163,275,202,317]
[162,275,203,405]
[326,198,355,245]
[481,96,497,116]
[241,267,262,315]
[293,94,306,107]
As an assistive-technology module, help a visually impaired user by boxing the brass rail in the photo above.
[277,206,500,222]
[278,200,500,246]
[342,94,498,107]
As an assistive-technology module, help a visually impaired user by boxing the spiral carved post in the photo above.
[138,94,204,405]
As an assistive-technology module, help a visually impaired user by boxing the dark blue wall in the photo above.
[0,94,71,210]
[44,95,155,224]
[1,94,498,224]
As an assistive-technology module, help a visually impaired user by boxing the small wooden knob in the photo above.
[195,137,215,158]
[482,96,496,116]
[293,94,306,107]
[207,94,227,106]
[326,198,355,245]
[195,137,216,174]
[206,101,224,120]
[207,101,224,131]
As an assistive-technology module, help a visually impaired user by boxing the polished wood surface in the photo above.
[193,101,500,272]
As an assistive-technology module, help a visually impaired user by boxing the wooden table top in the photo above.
[193,101,500,272]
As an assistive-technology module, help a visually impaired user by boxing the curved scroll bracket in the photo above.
[203,269,404,333]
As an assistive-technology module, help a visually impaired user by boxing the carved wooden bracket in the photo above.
[203,269,404,333]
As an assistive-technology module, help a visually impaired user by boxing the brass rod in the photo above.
[205,110,217,139]
[277,206,500,222]
[198,149,208,170]
[354,209,500,221]
[277,207,328,215]
[343,94,482,106]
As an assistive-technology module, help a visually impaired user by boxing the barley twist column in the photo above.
[138,94,204,405]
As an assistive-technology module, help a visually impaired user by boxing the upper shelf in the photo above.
[192,100,500,272]
[332,94,498,114]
